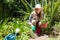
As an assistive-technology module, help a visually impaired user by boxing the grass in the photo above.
[0,18,60,40]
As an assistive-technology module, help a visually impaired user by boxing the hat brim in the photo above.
[33,7,43,10]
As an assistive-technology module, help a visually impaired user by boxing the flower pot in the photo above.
[41,22,48,28]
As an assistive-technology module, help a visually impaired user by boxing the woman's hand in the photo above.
[31,25,36,31]
[39,22,42,26]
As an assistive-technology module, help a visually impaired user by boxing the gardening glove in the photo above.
[31,25,36,32]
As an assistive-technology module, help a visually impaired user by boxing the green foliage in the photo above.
[0,0,60,40]
[0,18,31,40]
[54,22,60,31]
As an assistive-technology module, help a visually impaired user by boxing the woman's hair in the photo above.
[37,11,42,19]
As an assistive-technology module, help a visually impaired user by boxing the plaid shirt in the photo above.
[28,11,44,26]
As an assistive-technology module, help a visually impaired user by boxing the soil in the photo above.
[29,35,50,40]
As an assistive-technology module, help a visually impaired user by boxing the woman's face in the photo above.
[35,8,41,14]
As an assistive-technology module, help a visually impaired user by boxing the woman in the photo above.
[28,4,44,36]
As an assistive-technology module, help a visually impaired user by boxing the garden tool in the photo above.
[4,28,20,40]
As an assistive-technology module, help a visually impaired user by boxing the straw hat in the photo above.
[33,4,43,10]
[35,4,42,8]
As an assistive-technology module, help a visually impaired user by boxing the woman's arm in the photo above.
[28,12,33,25]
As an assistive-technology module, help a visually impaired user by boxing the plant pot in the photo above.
[41,22,48,28]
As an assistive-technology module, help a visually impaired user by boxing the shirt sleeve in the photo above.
[28,12,33,23]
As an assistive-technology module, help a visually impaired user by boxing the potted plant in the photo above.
[40,17,48,28]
